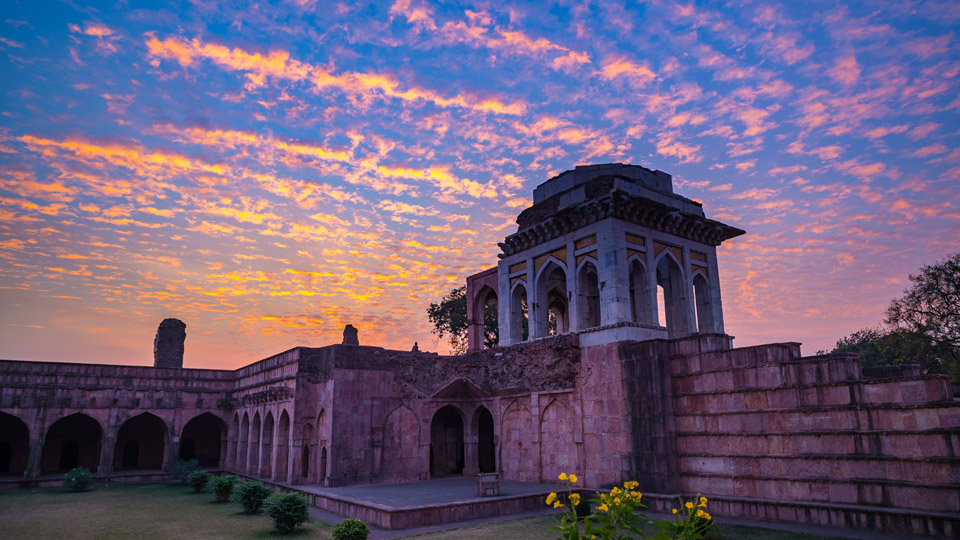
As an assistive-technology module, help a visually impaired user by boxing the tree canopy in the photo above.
[426,286,498,354]
[831,253,960,380]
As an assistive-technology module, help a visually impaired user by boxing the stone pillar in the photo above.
[566,238,580,333]
[99,423,117,475]
[707,248,725,334]
[645,236,660,327]
[25,407,46,480]
[154,318,186,368]
[528,258,544,340]
[342,325,359,345]
[681,246,697,334]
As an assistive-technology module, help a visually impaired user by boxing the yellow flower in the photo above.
[672,508,678,514]
[630,491,642,500]
[624,480,639,490]
[559,472,568,481]
[570,493,581,506]
[696,509,711,520]
[568,474,578,484]
[553,501,565,509]
[598,503,609,513]
[614,497,621,505]
[685,501,694,510]
[546,492,557,505]
[610,487,621,496]
[700,496,708,504]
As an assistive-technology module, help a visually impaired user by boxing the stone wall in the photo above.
[633,339,960,538]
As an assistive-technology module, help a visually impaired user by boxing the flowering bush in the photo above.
[547,473,713,540]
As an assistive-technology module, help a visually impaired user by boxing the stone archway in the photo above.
[0,412,29,476]
[114,413,167,470]
[41,413,102,473]
[474,406,495,474]
[430,405,464,476]
[180,413,225,467]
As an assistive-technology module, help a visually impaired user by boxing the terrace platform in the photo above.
[295,476,560,530]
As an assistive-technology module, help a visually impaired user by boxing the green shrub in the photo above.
[332,518,369,540]
[266,492,310,534]
[211,475,237,503]
[187,470,210,493]
[234,480,272,514]
[172,458,198,484]
[63,467,92,492]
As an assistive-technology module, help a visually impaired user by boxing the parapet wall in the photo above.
[658,342,960,538]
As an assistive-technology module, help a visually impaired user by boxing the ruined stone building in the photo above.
[1,164,957,537]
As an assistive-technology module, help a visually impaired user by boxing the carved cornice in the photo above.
[499,190,744,258]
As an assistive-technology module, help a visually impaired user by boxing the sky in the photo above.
[0,1,958,369]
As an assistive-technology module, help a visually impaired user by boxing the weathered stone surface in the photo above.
[153,318,186,368]
[342,324,359,345]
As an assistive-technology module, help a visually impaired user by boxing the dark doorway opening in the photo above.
[301,445,309,478]
[121,441,139,468]
[41,413,102,473]
[180,413,224,467]
[319,447,327,483]
[430,406,464,476]
[0,413,29,476]
[59,440,80,471]
[477,407,495,473]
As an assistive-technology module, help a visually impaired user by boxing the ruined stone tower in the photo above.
[153,318,186,368]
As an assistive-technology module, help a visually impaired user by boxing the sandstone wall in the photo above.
[660,341,960,537]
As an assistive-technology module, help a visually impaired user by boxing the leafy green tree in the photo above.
[832,253,960,380]
[427,286,499,354]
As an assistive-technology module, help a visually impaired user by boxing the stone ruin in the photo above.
[0,163,957,538]
[153,318,186,369]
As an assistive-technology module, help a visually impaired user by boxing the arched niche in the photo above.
[475,286,499,348]
[656,252,688,335]
[275,410,290,482]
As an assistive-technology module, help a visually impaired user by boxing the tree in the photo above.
[427,286,499,354]
[831,253,960,380]
[886,253,960,350]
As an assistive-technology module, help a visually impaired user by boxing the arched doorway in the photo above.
[537,263,568,336]
[693,272,714,333]
[510,283,529,342]
[275,410,290,482]
[114,413,167,470]
[656,252,688,336]
[430,405,464,476]
[239,413,249,472]
[319,446,327,483]
[475,286,499,348]
[260,412,274,478]
[180,413,225,467]
[301,422,313,481]
[0,412,29,476]
[40,413,102,473]
[249,412,261,474]
[475,406,495,474]
[577,261,601,329]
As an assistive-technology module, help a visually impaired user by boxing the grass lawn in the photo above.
[0,483,847,540]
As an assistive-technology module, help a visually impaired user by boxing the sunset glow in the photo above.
[1,1,958,368]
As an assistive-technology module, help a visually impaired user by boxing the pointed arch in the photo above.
[239,412,250,472]
[536,260,568,337]
[41,413,103,473]
[180,412,226,467]
[576,258,601,329]
[114,412,167,470]
[430,405,464,476]
[260,411,275,478]
[300,422,313,480]
[0,411,29,476]
[249,411,261,475]
[539,397,577,482]
[382,405,420,483]
[275,410,290,482]
[510,281,529,342]
[628,257,653,325]
[656,250,689,335]
[693,271,714,333]
[475,285,499,348]
[471,405,495,474]
[499,398,537,481]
